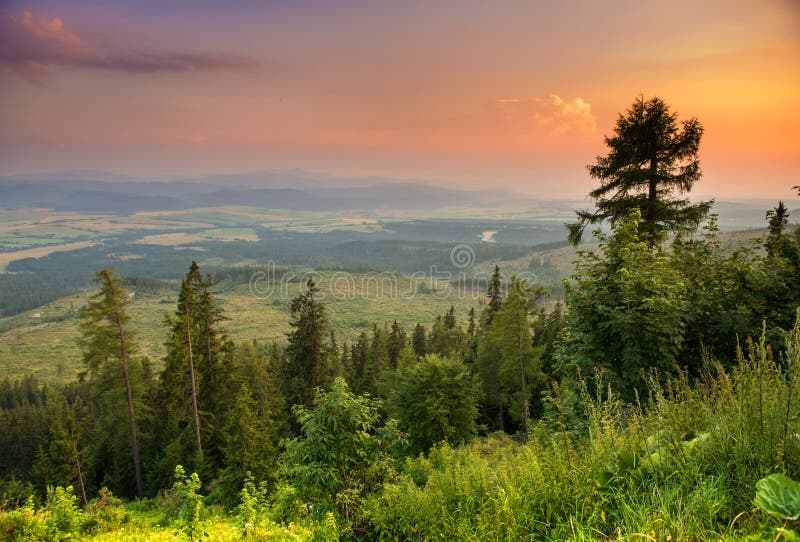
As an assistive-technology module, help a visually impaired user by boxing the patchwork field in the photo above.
[197,227,260,241]
[135,232,209,245]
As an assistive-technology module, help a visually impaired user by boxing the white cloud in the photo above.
[495,94,597,136]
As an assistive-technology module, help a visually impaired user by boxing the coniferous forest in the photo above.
[1,96,800,541]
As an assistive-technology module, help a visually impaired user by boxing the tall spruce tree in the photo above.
[411,323,427,358]
[351,331,370,393]
[476,265,505,430]
[766,201,790,253]
[340,340,352,381]
[428,313,468,360]
[195,271,236,466]
[284,278,331,411]
[489,275,545,440]
[387,320,408,370]
[219,381,281,503]
[567,95,712,245]
[33,389,92,506]
[443,306,456,330]
[366,324,390,397]
[486,266,503,324]
[465,307,478,364]
[156,264,205,480]
[80,269,145,498]
[328,330,342,381]
[156,262,235,482]
[763,202,800,331]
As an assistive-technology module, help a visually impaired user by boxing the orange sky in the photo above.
[0,0,798,198]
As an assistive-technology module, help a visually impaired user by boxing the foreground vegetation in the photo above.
[2,321,800,540]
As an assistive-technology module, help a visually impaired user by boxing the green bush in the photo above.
[43,485,82,541]
[280,378,404,529]
[366,435,601,540]
[172,465,209,541]
[238,472,268,538]
[83,487,129,533]
[0,478,37,511]
[388,354,482,455]
[0,497,47,541]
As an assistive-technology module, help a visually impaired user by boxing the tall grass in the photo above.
[367,314,800,541]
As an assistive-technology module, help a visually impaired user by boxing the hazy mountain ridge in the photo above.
[0,170,530,213]
[0,170,793,228]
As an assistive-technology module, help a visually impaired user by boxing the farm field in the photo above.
[0,206,495,254]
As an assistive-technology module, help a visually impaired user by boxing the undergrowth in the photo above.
[1,317,798,541]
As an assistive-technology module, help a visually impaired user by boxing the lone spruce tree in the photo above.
[285,278,331,411]
[195,270,236,466]
[568,95,712,245]
[485,265,503,324]
[80,269,144,498]
[158,263,204,473]
[476,265,505,431]
[156,262,235,479]
[412,323,426,358]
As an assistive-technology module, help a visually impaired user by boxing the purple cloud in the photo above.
[0,11,258,84]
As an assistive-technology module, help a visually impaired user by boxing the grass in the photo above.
[0,499,322,541]
[365,320,800,541]
[0,208,218,253]
[142,209,277,228]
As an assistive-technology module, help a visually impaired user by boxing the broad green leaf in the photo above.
[754,474,800,520]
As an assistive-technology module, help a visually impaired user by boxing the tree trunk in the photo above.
[72,439,88,507]
[497,385,504,432]
[114,311,144,499]
[518,330,529,443]
[646,156,659,244]
[185,302,203,459]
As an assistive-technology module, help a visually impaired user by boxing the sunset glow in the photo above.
[1,0,798,198]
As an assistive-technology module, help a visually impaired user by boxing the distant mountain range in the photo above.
[0,170,533,214]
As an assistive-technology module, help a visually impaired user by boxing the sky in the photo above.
[0,0,798,199]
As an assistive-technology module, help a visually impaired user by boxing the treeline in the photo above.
[0,273,86,317]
